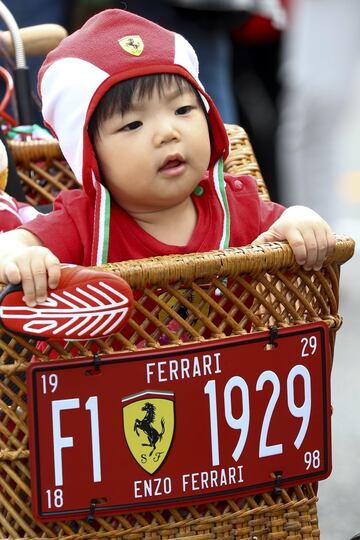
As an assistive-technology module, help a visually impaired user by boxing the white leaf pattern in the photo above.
[0,280,131,340]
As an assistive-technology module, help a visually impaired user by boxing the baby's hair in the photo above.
[88,73,206,142]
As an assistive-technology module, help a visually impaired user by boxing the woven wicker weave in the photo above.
[0,125,355,539]
[7,138,80,206]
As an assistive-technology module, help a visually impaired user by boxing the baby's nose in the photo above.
[154,121,180,146]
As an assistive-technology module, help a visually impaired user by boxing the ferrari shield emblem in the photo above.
[118,35,144,56]
[122,390,175,474]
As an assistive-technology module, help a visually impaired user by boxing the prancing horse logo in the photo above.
[122,391,175,474]
[134,402,165,456]
[118,35,144,56]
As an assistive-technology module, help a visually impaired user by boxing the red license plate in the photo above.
[27,322,332,521]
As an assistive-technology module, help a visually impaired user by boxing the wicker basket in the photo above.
[7,138,80,206]
[0,125,355,539]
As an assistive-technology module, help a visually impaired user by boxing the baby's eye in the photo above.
[175,105,193,115]
[120,120,142,131]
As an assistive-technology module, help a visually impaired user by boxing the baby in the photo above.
[0,9,334,307]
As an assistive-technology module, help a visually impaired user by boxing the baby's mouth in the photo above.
[161,159,181,170]
[159,154,185,173]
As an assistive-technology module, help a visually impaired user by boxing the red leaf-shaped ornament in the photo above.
[0,265,134,340]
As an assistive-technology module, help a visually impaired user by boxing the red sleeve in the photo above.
[258,197,285,232]
[0,192,22,232]
[20,189,94,265]
[246,176,286,233]
[225,174,286,246]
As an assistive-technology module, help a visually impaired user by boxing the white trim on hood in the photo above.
[174,33,199,82]
[40,57,109,186]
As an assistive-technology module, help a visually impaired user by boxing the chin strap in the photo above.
[211,157,230,250]
[91,181,111,265]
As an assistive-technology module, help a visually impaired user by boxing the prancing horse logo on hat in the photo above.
[118,35,144,56]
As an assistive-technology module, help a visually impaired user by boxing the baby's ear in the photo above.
[0,139,8,191]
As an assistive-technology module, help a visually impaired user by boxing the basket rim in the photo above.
[96,235,355,289]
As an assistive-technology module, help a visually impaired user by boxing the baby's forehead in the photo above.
[130,83,196,107]
[133,75,196,98]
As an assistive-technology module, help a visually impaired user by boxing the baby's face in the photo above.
[93,80,211,217]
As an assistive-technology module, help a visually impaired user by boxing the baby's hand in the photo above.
[252,206,335,270]
[0,245,61,307]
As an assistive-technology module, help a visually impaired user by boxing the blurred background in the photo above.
[1,0,359,537]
